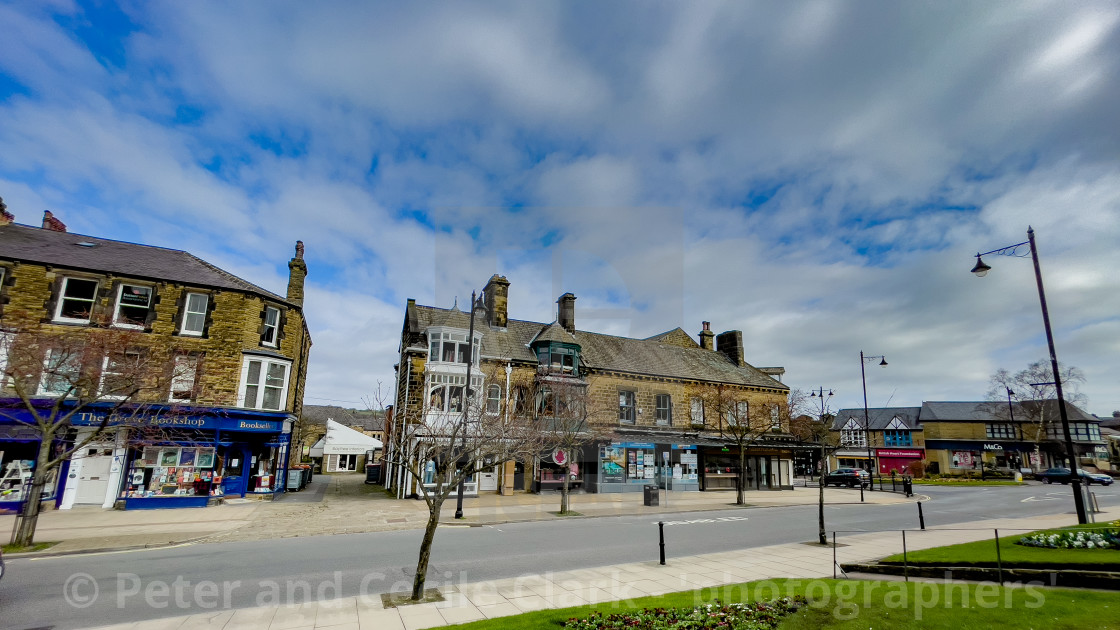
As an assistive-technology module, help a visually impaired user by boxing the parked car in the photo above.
[1035,467,1115,485]
[824,467,870,487]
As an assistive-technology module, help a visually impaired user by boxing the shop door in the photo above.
[479,468,498,492]
[74,455,113,504]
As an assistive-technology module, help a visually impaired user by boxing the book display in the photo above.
[125,446,219,499]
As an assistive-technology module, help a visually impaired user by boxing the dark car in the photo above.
[1035,467,1115,485]
[824,467,870,487]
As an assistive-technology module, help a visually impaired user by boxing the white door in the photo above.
[75,456,113,504]
[478,467,498,492]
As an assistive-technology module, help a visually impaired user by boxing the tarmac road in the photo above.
[0,483,1115,630]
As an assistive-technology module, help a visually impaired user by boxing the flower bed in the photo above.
[563,597,806,630]
[1018,527,1120,550]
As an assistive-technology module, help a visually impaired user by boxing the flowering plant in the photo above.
[1017,527,1120,550]
[563,597,806,630]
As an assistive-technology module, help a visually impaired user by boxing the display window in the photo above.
[125,446,218,498]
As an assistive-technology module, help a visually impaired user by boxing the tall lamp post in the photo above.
[971,226,1087,524]
[454,291,481,519]
[809,387,833,479]
[860,351,887,488]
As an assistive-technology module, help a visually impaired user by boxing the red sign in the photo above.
[876,449,923,458]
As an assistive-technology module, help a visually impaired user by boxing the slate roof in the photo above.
[831,407,923,431]
[0,222,291,305]
[920,400,1097,422]
[408,304,786,389]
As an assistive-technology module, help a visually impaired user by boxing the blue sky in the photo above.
[2,1,1119,414]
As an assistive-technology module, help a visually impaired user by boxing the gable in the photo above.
[886,417,908,430]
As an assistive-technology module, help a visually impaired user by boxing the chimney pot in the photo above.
[557,292,577,334]
[699,321,715,351]
[286,240,308,306]
[42,210,67,232]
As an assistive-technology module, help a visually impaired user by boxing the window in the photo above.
[770,406,781,430]
[39,348,82,396]
[113,284,153,329]
[0,331,12,389]
[536,343,579,374]
[840,418,867,447]
[261,307,281,347]
[883,430,913,447]
[486,384,501,413]
[1047,423,1101,441]
[428,330,479,366]
[690,397,704,425]
[169,354,199,403]
[985,423,1015,439]
[726,401,748,427]
[537,386,555,416]
[238,356,291,410]
[100,350,143,399]
[655,394,671,426]
[54,277,99,323]
[619,390,635,424]
[180,293,209,336]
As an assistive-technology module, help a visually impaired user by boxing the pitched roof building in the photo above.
[389,274,795,498]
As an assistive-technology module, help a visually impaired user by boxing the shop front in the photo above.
[1,406,73,513]
[593,441,700,493]
[700,446,794,491]
[925,440,1045,476]
[876,448,924,476]
[66,405,293,510]
[830,449,873,473]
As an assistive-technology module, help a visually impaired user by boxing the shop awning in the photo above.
[323,419,382,455]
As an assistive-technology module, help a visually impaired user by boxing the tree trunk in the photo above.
[817,473,827,545]
[560,462,570,515]
[736,446,747,506]
[14,440,53,547]
[411,494,445,600]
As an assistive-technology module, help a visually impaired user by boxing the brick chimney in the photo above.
[286,240,307,306]
[557,293,577,334]
[42,210,66,232]
[716,330,745,367]
[0,197,12,226]
[483,274,509,328]
[699,321,714,351]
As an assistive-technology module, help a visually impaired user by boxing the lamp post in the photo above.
[809,387,833,479]
[971,226,1087,524]
[454,291,481,519]
[860,351,887,488]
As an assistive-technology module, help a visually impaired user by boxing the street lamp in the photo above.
[454,290,482,519]
[860,352,887,488]
[809,387,833,479]
[971,226,1087,524]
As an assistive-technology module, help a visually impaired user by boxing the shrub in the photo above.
[563,597,806,630]
[1017,527,1120,550]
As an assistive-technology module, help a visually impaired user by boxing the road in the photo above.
[0,483,1115,630]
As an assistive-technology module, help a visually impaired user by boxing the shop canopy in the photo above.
[322,419,382,456]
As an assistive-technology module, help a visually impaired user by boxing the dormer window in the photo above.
[534,342,580,376]
[427,329,480,366]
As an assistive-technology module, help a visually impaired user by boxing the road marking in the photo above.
[26,542,196,561]
[654,516,749,526]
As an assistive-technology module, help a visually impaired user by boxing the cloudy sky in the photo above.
[2,1,1119,415]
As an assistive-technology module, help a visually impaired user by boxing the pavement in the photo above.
[10,474,1111,630]
[1,474,914,553]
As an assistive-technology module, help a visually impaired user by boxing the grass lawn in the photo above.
[880,522,1120,570]
[443,579,1118,629]
[1,541,57,554]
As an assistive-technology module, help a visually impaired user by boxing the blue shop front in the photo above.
[67,405,293,510]
[0,415,67,513]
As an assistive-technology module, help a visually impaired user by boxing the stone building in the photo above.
[386,274,794,498]
[0,205,311,510]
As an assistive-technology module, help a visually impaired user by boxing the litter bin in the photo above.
[365,463,381,484]
[286,468,303,491]
[643,484,659,506]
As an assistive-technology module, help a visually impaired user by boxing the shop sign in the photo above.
[876,449,923,458]
[614,442,656,449]
[983,443,1005,451]
[671,444,696,450]
[552,448,568,465]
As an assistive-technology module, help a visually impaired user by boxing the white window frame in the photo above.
[655,394,671,426]
[0,330,12,389]
[39,348,82,396]
[486,384,501,414]
[237,355,291,410]
[618,390,635,424]
[690,397,704,425]
[99,351,142,400]
[840,417,867,448]
[180,292,209,336]
[169,354,199,403]
[726,401,749,427]
[261,306,281,347]
[770,406,781,430]
[112,283,153,329]
[54,277,99,324]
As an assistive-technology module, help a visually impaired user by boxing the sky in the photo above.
[2,1,1119,416]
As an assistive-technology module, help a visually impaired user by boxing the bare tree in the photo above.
[699,385,784,505]
[532,372,612,515]
[787,389,843,545]
[987,360,1087,466]
[382,364,542,601]
[0,316,176,546]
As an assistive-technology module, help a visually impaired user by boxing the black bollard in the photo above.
[917,501,926,530]
[658,521,666,565]
[860,482,864,502]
